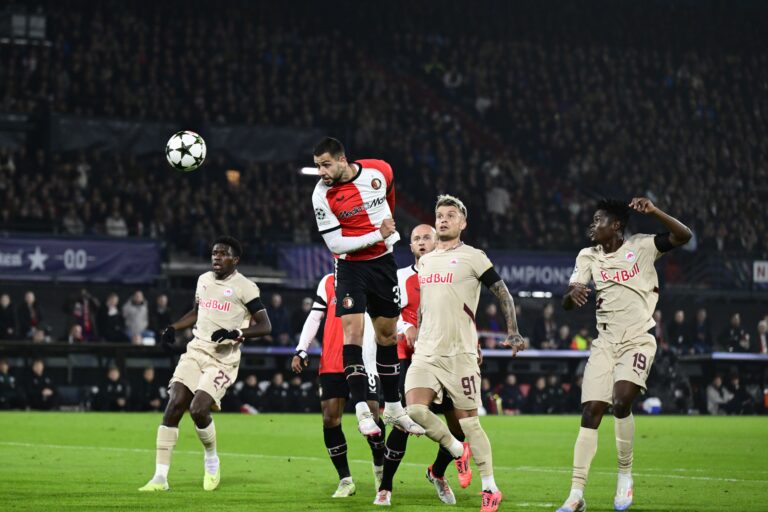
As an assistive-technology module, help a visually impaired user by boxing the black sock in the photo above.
[343,344,368,406]
[367,418,386,466]
[379,426,409,491]
[376,344,400,403]
[431,430,464,478]
[323,425,350,479]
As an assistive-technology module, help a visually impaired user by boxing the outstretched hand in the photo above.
[629,197,657,215]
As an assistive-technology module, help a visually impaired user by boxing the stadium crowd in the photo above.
[1,1,767,259]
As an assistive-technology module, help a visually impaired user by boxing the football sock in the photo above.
[367,418,386,466]
[155,425,178,479]
[406,404,463,457]
[615,414,634,475]
[324,425,351,479]
[343,344,368,406]
[459,417,494,481]
[431,430,464,478]
[380,425,409,491]
[195,419,217,460]
[376,344,401,403]
[571,426,599,492]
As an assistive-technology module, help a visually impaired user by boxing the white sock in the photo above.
[569,488,584,500]
[448,438,464,458]
[155,463,169,480]
[481,474,498,493]
[204,455,220,475]
[618,472,633,487]
[195,420,218,459]
[384,401,403,412]
[355,401,372,418]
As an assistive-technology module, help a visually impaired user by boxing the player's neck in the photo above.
[437,238,463,251]
[215,269,236,280]
[339,162,358,183]
[601,237,624,254]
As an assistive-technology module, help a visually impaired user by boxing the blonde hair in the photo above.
[435,194,468,218]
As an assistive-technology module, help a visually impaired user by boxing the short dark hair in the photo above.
[213,236,243,258]
[596,198,630,232]
[313,137,345,158]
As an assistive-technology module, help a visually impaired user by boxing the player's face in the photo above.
[410,225,436,258]
[435,206,466,241]
[211,243,238,278]
[314,152,347,186]
[588,209,618,245]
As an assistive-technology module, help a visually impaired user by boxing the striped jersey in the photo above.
[396,264,419,359]
[312,159,396,261]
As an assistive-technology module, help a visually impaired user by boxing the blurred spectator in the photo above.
[131,367,165,411]
[60,324,85,344]
[266,294,291,346]
[287,375,317,413]
[478,303,504,334]
[554,325,571,351]
[31,327,49,344]
[724,375,755,415]
[564,375,583,413]
[499,374,524,415]
[706,375,733,415]
[546,375,565,413]
[720,313,747,352]
[61,206,85,235]
[668,310,692,355]
[755,320,768,355]
[65,289,100,342]
[481,377,500,415]
[105,208,128,237]
[263,372,288,412]
[150,294,172,335]
[237,374,263,414]
[0,358,26,409]
[533,303,558,349]
[525,376,550,414]
[692,308,711,354]
[122,291,149,339]
[17,291,42,340]
[0,294,16,340]
[290,297,314,342]
[95,366,130,411]
[570,326,591,350]
[98,293,128,342]
[25,359,57,410]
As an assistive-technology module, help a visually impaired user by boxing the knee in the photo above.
[376,328,397,346]
[612,397,633,418]
[162,398,187,427]
[322,412,341,429]
[581,402,605,428]
[406,403,430,424]
[189,401,210,427]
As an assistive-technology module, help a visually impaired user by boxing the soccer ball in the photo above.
[165,130,206,171]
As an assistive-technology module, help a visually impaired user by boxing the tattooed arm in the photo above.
[487,278,525,356]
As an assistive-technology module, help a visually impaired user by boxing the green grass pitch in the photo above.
[0,412,766,511]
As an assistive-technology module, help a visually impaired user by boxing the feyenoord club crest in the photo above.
[371,178,382,190]
[342,296,354,309]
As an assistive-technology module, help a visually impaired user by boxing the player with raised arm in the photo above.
[404,195,525,512]
[555,198,692,512]
[139,236,271,492]
[291,272,386,498]
[374,224,467,506]
[311,137,423,438]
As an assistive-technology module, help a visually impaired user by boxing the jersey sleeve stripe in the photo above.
[463,303,476,324]
[314,294,327,307]
[319,224,342,235]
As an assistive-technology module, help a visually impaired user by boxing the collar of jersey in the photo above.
[213,269,238,282]
[332,162,363,187]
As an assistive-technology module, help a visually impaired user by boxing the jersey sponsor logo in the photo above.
[199,298,232,312]
[371,178,382,190]
[599,262,640,283]
[625,250,637,262]
[223,288,233,297]
[338,196,386,219]
[342,296,354,309]
[315,208,326,220]
[419,272,454,285]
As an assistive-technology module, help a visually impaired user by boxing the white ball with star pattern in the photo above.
[165,130,206,171]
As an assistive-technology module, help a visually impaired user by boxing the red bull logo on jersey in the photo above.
[199,299,232,312]
[419,272,454,285]
[600,263,640,283]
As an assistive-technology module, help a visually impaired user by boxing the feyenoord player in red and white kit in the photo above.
[292,273,386,498]
[311,137,423,437]
[374,224,468,506]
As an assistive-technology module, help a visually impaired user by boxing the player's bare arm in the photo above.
[629,197,692,246]
[487,279,525,355]
[562,283,591,311]
[408,306,423,349]
[239,309,271,339]
[170,304,199,331]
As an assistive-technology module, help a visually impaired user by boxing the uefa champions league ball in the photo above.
[165,130,206,171]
